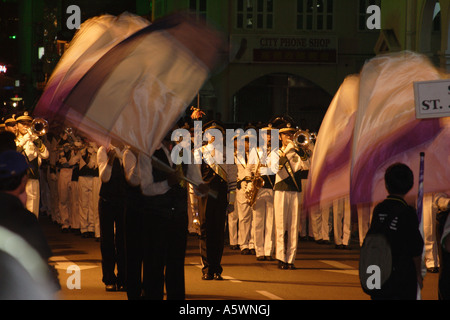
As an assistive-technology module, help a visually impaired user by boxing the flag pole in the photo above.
[416,152,425,300]
[151,155,218,199]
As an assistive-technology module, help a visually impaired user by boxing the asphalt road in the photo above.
[39,214,439,302]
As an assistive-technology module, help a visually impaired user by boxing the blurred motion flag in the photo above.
[35,12,150,120]
[35,12,227,158]
[303,75,359,210]
[304,51,450,215]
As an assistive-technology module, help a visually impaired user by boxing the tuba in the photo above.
[30,118,49,136]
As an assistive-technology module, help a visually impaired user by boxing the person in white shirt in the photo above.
[273,119,310,270]
[15,112,49,218]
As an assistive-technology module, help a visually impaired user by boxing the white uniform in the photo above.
[333,196,351,247]
[235,152,254,252]
[227,163,239,248]
[248,147,276,258]
[57,145,74,230]
[423,193,450,269]
[310,202,332,243]
[274,142,309,265]
[16,133,49,218]
[78,143,100,236]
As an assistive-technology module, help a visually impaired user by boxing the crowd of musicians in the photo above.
[1,111,448,300]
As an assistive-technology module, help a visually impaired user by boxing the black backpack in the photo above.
[359,214,396,296]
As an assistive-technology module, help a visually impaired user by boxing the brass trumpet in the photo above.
[30,118,49,136]
[293,130,311,149]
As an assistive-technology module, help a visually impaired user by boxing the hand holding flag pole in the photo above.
[150,155,218,199]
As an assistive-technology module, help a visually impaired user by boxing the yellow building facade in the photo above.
[153,0,381,129]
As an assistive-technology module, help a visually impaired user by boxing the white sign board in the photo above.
[414,80,450,119]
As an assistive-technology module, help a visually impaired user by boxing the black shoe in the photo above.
[249,249,256,255]
[105,284,116,292]
[335,244,344,249]
[202,273,214,280]
[230,245,240,250]
[256,256,266,261]
[61,228,70,233]
[287,264,296,270]
[278,261,288,269]
[265,256,274,261]
[213,273,223,280]
[241,248,251,255]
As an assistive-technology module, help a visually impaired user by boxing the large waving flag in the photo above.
[35,12,227,158]
[35,12,150,121]
[303,74,359,210]
[350,51,448,206]
[304,51,450,216]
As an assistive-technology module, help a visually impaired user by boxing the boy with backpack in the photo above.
[360,163,424,300]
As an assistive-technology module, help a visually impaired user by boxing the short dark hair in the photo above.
[384,163,414,195]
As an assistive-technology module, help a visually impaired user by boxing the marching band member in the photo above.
[56,135,77,232]
[234,130,254,255]
[123,128,207,299]
[248,124,276,261]
[195,120,229,280]
[273,118,309,269]
[78,141,99,238]
[97,143,127,292]
[15,111,49,218]
[227,149,239,251]
[3,114,17,135]
[332,196,352,249]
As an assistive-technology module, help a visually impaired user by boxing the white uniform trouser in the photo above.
[274,190,301,264]
[236,189,254,250]
[357,203,372,246]
[58,168,73,229]
[228,209,239,246]
[333,197,351,246]
[25,179,40,218]
[253,188,274,257]
[69,181,80,230]
[309,203,331,241]
[423,193,439,268]
[78,176,96,234]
